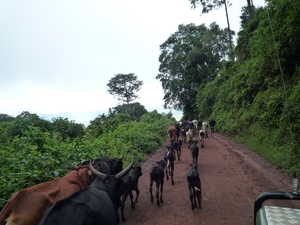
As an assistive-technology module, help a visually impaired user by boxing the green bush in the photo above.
[0,111,174,208]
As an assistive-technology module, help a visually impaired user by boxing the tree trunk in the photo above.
[224,0,232,51]
[247,0,254,19]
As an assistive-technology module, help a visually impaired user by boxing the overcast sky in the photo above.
[0,0,266,124]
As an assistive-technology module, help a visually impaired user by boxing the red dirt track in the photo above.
[121,131,298,225]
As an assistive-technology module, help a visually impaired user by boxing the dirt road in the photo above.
[121,131,297,225]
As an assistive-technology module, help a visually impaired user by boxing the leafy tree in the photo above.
[10,113,52,137]
[87,113,131,138]
[156,23,232,118]
[0,114,15,122]
[107,73,143,104]
[111,102,148,121]
[188,0,234,50]
[51,117,85,140]
[0,122,14,144]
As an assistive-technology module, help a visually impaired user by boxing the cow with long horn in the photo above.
[39,159,134,225]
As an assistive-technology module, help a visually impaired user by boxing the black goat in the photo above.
[190,140,199,164]
[164,145,175,185]
[149,160,166,206]
[209,118,216,133]
[173,140,182,161]
[187,163,202,210]
[120,165,143,222]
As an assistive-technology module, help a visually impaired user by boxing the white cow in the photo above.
[202,122,208,138]
[199,129,205,147]
[192,120,198,136]
[186,128,193,149]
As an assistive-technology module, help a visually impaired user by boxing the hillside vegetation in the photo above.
[0,110,175,208]
[157,1,300,176]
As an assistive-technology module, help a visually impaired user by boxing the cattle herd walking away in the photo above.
[0,119,215,224]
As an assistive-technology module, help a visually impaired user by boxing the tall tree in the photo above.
[188,0,233,51]
[156,23,231,118]
[107,73,143,104]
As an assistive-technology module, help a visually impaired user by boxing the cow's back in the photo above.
[150,166,164,183]
[39,187,117,225]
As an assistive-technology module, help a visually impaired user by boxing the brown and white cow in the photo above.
[0,165,96,225]
[167,125,177,144]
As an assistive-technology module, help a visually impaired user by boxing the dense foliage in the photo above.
[0,110,175,209]
[158,0,300,175]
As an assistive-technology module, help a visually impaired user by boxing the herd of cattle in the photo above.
[0,118,216,225]
[154,118,216,210]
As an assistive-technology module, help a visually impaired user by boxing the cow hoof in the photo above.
[178,158,180,161]
[122,217,126,222]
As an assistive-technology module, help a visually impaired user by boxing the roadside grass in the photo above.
[234,125,296,175]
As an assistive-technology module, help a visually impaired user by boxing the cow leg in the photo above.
[193,190,197,209]
[149,180,154,203]
[129,192,135,209]
[133,188,140,205]
[165,167,169,180]
[173,150,176,161]
[177,150,181,161]
[188,186,195,210]
[197,190,202,209]
[156,182,160,206]
[159,181,164,204]
[171,164,174,185]
[121,193,128,222]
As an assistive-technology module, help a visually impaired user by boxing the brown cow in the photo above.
[0,165,96,225]
[167,125,177,144]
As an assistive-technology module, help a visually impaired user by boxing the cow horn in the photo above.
[115,158,134,180]
[70,162,78,170]
[91,159,95,165]
[89,160,107,180]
